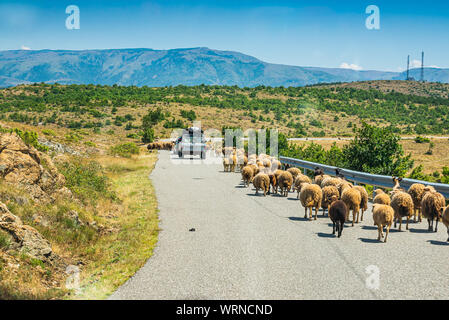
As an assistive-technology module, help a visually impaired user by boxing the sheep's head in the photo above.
[328,195,339,204]
[374,189,384,195]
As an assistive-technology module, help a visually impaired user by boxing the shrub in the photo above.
[141,127,154,143]
[7,128,49,152]
[415,136,430,143]
[109,142,140,158]
[57,160,116,205]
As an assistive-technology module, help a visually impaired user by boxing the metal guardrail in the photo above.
[280,156,449,199]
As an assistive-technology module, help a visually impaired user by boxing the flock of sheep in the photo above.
[221,148,449,243]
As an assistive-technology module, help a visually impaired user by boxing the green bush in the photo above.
[109,142,140,158]
[7,128,49,152]
[141,127,155,143]
[415,136,430,143]
[57,160,117,205]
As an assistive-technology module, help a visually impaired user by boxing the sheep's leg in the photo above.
[304,207,308,219]
[332,222,336,235]
[414,209,417,223]
[447,227,449,242]
[361,209,364,222]
[338,221,343,238]
[352,210,355,227]
[406,216,409,231]
[435,217,438,233]
[314,207,318,220]
[309,207,313,220]
[398,217,402,231]
[419,209,422,222]
[377,225,382,241]
[384,224,390,243]
[297,191,300,199]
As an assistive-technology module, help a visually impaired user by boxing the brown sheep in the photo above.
[223,158,231,172]
[271,160,282,172]
[408,183,426,222]
[373,189,391,206]
[421,189,445,232]
[287,167,302,182]
[338,181,353,196]
[391,191,414,231]
[314,174,330,186]
[300,183,323,220]
[442,206,449,242]
[321,177,342,189]
[328,195,347,237]
[321,186,340,216]
[253,173,270,197]
[294,174,312,199]
[353,186,368,222]
[241,166,254,187]
[372,204,395,243]
[341,188,361,226]
[273,170,285,194]
[267,172,277,195]
[278,171,294,197]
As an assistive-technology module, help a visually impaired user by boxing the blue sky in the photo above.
[0,0,448,71]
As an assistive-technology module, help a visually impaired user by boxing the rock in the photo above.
[0,201,62,266]
[67,210,83,227]
[0,133,71,203]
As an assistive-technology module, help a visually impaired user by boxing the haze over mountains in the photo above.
[0,47,448,88]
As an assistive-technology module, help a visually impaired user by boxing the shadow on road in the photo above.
[288,216,310,222]
[287,197,299,201]
[316,232,336,238]
[358,238,382,244]
[427,240,449,246]
[409,228,434,234]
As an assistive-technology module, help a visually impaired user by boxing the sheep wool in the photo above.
[253,173,270,197]
[341,188,361,226]
[353,186,369,222]
[421,190,445,232]
[321,186,340,215]
[408,183,426,222]
[278,171,294,197]
[391,191,414,231]
[241,166,254,187]
[373,189,391,206]
[372,204,395,243]
[300,183,323,221]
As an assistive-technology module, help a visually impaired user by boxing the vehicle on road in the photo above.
[174,127,207,159]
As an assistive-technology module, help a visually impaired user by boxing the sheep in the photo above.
[271,160,282,172]
[273,170,285,194]
[287,167,302,181]
[372,204,395,243]
[314,167,324,177]
[223,158,231,172]
[253,173,270,197]
[263,159,272,170]
[241,166,254,187]
[267,172,277,195]
[237,155,248,172]
[314,174,330,186]
[230,153,237,172]
[248,164,259,177]
[353,186,368,222]
[338,181,353,196]
[321,177,343,189]
[278,171,294,197]
[392,177,406,192]
[341,187,361,226]
[321,186,340,216]
[328,195,347,237]
[294,174,312,199]
[373,189,391,206]
[442,206,449,242]
[300,183,323,221]
[421,188,445,232]
[391,191,414,231]
[335,168,345,179]
[408,183,426,222]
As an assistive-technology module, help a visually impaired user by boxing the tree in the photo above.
[141,127,154,143]
[343,122,413,176]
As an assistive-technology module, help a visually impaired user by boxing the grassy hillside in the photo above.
[1,81,448,140]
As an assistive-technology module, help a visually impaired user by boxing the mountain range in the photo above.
[1,47,448,88]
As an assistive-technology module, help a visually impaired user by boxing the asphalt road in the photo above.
[110,151,449,300]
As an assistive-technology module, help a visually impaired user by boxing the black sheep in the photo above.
[328,195,348,238]
[314,167,324,177]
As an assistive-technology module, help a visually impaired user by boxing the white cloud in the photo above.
[20,45,31,50]
[339,62,363,71]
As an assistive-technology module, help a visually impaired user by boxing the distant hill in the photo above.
[1,47,448,87]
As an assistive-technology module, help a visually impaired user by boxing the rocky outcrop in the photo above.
[0,202,62,265]
[0,133,72,203]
